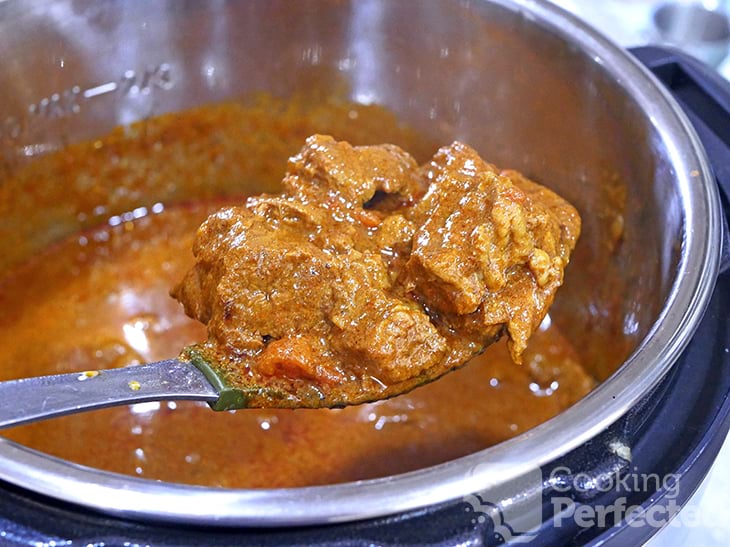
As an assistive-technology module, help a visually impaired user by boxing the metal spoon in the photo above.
[0,355,243,430]
[0,337,499,428]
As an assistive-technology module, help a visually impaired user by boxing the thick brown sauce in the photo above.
[0,99,594,488]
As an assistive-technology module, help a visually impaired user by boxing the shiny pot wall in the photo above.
[0,0,722,526]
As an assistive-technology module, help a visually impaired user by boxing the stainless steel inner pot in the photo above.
[0,0,722,526]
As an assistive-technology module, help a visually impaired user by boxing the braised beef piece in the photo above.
[172,135,581,407]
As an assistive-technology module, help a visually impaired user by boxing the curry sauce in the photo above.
[0,98,594,488]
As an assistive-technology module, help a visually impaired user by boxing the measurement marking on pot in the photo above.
[0,63,174,147]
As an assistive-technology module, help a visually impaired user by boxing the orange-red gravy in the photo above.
[0,202,593,488]
[0,98,594,488]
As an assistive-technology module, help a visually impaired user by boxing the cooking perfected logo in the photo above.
[463,460,685,543]
[547,465,682,532]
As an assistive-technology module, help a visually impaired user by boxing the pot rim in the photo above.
[0,0,722,527]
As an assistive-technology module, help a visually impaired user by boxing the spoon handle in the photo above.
[0,359,220,430]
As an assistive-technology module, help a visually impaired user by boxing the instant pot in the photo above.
[0,0,729,544]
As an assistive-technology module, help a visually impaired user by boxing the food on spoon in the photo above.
[172,135,581,408]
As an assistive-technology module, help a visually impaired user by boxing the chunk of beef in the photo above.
[404,142,580,361]
[173,136,580,407]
